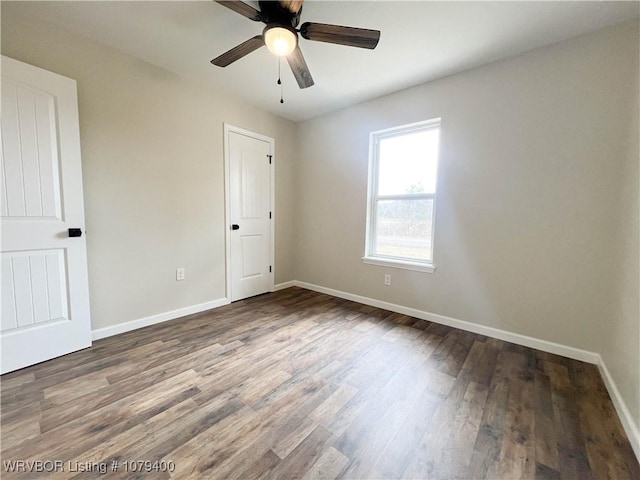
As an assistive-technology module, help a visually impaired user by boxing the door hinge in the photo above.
[267,155,272,164]
[269,265,272,273]
[269,211,272,219]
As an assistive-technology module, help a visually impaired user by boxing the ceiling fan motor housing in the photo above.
[259,1,301,27]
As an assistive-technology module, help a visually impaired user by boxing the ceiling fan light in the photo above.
[264,26,297,56]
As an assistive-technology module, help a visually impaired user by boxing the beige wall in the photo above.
[603,47,640,430]
[1,9,297,330]
[295,21,639,426]
[2,2,638,442]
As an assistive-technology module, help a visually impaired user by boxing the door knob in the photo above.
[231,224,240,230]
[68,228,82,237]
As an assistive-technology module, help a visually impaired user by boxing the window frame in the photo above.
[363,118,441,274]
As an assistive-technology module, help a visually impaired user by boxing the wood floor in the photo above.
[1,287,638,479]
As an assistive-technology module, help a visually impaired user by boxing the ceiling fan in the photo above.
[211,0,381,89]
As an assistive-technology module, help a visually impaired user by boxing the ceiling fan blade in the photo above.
[300,22,380,49]
[211,36,264,67]
[215,1,262,21]
[286,45,314,89]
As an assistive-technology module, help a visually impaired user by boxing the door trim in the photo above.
[223,123,275,301]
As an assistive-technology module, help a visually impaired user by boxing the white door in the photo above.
[225,125,274,301]
[1,56,91,374]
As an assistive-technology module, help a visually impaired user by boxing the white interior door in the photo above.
[225,125,274,302]
[1,56,91,374]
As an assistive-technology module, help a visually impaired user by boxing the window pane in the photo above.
[374,198,434,261]
[378,128,439,195]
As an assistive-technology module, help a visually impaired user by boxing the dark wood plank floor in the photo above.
[1,287,638,479]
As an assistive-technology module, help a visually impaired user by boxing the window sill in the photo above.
[362,256,436,273]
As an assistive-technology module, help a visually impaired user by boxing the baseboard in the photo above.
[272,280,297,292]
[91,298,230,341]
[295,281,599,363]
[294,280,639,462]
[87,280,639,462]
[597,357,640,460]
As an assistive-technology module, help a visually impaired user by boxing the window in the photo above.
[364,119,441,273]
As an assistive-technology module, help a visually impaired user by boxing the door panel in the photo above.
[241,154,264,219]
[241,235,264,278]
[2,81,62,219]
[227,128,273,301]
[1,250,68,332]
[1,56,91,374]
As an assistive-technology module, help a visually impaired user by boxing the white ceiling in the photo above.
[5,1,639,122]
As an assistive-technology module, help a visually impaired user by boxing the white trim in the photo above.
[272,281,297,292]
[362,256,436,273]
[223,124,275,302]
[91,298,229,341]
[365,118,441,266]
[223,125,232,303]
[86,279,638,462]
[293,280,640,462]
[295,281,599,363]
[372,118,442,138]
[270,139,276,294]
[597,357,640,460]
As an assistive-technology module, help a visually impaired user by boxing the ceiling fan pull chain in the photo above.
[278,56,284,104]
[212,1,381,91]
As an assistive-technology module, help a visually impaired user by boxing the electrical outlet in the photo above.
[384,274,391,286]
[176,267,185,281]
